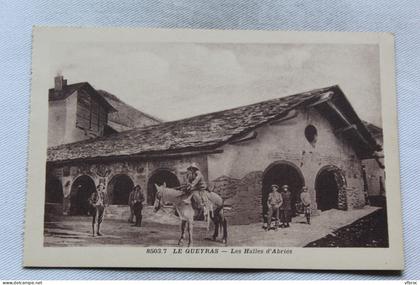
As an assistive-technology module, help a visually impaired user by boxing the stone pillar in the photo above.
[338,186,348,210]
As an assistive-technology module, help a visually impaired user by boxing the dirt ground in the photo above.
[44,206,384,247]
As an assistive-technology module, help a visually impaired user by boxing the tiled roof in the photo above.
[47,85,377,163]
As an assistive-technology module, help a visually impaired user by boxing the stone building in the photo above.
[45,85,382,225]
[361,122,386,206]
[48,75,161,147]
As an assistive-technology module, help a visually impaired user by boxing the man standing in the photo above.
[300,186,311,225]
[89,184,108,237]
[131,185,145,227]
[128,187,135,223]
[279,184,292,228]
[266,184,283,231]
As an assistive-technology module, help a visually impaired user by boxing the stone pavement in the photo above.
[44,206,381,247]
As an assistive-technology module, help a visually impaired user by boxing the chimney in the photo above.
[54,75,67,91]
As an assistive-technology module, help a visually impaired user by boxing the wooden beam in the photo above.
[307,97,331,108]
[306,91,334,108]
[334,124,357,135]
[375,157,385,169]
[269,109,298,125]
[229,131,258,144]
[327,101,371,147]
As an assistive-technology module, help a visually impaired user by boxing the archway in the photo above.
[70,175,96,215]
[262,161,305,218]
[107,174,134,205]
[147,169,180,205]
[315,166,346,211]
[45,176,63,204]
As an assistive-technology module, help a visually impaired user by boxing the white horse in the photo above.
[153,183,227,247]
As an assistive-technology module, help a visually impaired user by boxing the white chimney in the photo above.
[54,75,67,91]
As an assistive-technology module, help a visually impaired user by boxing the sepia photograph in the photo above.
[24,28,403,269]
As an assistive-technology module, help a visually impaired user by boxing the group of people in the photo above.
[87,183,145,237]
[87,164,313,237]
[87,162,208,237]
[265,184,311,231]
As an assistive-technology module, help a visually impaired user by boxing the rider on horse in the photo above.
[183,162,212,219]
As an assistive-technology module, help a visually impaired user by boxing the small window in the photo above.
[305,125,318,146]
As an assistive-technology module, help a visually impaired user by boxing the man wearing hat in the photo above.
[130,185,145,227]
[279,184,292,228]
[128,187,135,223]
[89,183,108,237]
[185,162,210,213]
[300,186,311,225]
[266,184,283,231]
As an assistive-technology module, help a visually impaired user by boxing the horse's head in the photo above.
[153,182,166,212]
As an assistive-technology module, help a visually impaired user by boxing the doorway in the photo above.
[262,161,305,218]
[107,174,134,205]
[147,169,180,205]
[69,175,96,215]
[315,166,346,211]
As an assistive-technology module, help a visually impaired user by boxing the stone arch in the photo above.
[315,165,347,211]
[147,168,180,205]
[262,160,305,218]
[107,174,134,205]
[45,176,63,204]
[69,174,96,215]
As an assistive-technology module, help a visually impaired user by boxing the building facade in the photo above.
[48,76,161,147]
[361,122,386,206]
[45,85,382,225]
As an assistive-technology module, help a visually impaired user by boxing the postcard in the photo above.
[24,27,403,269]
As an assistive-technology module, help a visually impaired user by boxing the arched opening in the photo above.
[107,174,134,205]
[147,169,180,205]
[70,175,96,215]
[315,166,346,211]
[262,161,305,218]
[45,176,63,204]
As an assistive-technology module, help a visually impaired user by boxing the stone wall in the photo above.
[47,154,208,216]
[208,107,366,224]
[211,172,263,225]
[346,187,366,210]
[337,186,348,210]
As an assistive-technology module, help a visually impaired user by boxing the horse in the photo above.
[153,183,228,247]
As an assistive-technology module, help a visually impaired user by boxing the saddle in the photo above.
[182,189,213,228]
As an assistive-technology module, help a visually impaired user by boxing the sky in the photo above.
[48,42,382,126]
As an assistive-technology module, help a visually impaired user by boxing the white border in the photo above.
[23,27,403,270]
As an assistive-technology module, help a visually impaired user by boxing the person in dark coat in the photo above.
[128,187,135,223]
[279,184,292,228]
[131,185,145,227]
